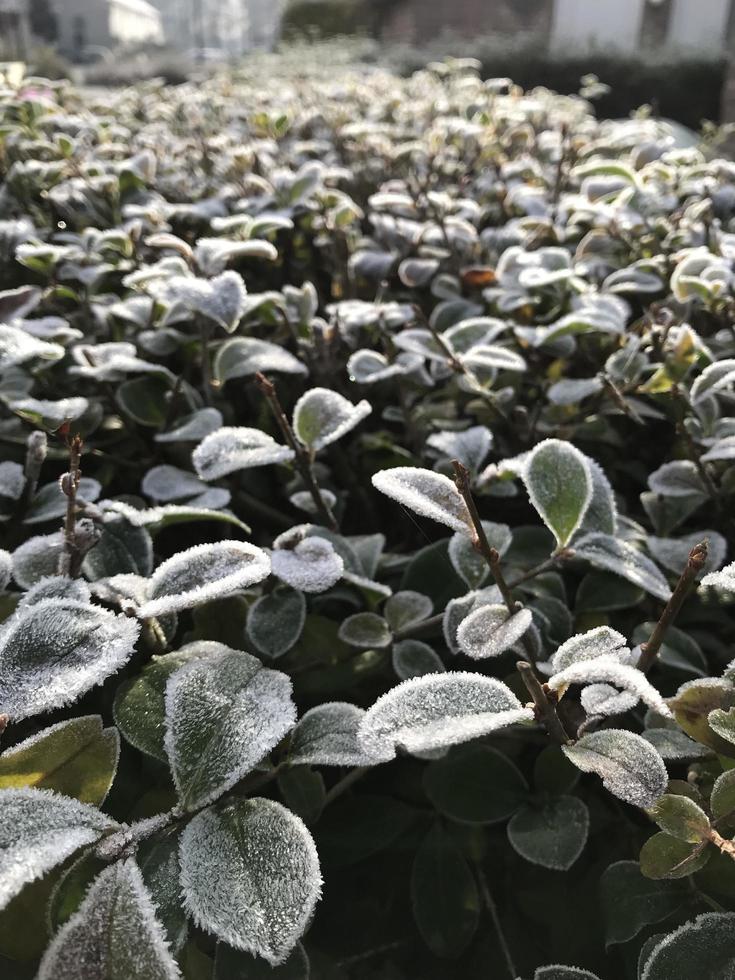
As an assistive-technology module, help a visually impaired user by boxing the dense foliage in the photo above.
[2,53,735,979]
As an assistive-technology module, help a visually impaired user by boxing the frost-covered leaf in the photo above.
[10,396,88,431]
[12,531,64,588]
[562,730,667,808]
[138,828,188,954]
[0,715,118,804]
[393,640,445,679]
[155,407,223,443]
[574,533,672,601]
[0,548,11,590]
[600,860,687,947]
[548,658,671,718]
[647,794,710,843]
[193,427,295,480]
[164,649,296,810]
[289,702,377,767]
[448,521,511,588]
[114,643,227,762]
[547,377,603,405]
[82,515,153,579]
[164,271,247,332]
[358,672,534,761]
[136,541,271,619]
[338,612,392,648]
[641,728,711,761]
[426,426,493,474]
[0,323,64,368]
[384,590,433,632]
[271,531,343,594]
[292,387,371,450]
[0,787,117,912]
[371,466,473,534]
[214,337,306,382]
[507,797,589,870]
[0,599,140,721]
[578,458,617,536]
[0,460,24,502]
[648,460,707,499]
[456,604,532,659]
[534,968,601,980]
[640,912,735,980]
[141,465,208,503]
[550,626,629,671]
[289,488,337,516]
[347,349,406,384]
[523,439,593,548]
[247,587,306,659]
[179,797,322,965]
[37,859,181,980]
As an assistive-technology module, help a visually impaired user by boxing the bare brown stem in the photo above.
[517,660,571,745]
[637,540,708,673]
[255,372,338,531]
[58,433,84,578]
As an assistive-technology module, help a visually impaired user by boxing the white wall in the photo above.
[551,0,645,53]
[667,0,730,51]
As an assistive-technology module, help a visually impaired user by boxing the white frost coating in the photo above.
[289,489,337,516]
[155,407,223,443]
[579,458,618,537]
[141,465,207,503]
[0,599,140,720]
[371,466,474,534]
[163,271,247,332]
[647,531,726,577]
[37,858,181,980]
[164,650,297,810]
[648,460,706,498]
[547,376,603,405]
[426,426,493,474]
[384,590,433,632]
[0,787,117,911]
[442,587,502,653]
[523,439,593,547]
[137,542,271,619]
[548,658,672,718]
[358,672,534,761]
[292,387,372,450]
[507,797,589,872]
[214,337,307,380]
[574,533,672,601]
[449,521,511,588]
[550,626,630,672]
[0,323,64,368]
[193,427,295,480]
[12,532,64,588]
[24,477,101,525]
[0,460,24,500]
[641,728,711,761]
[562,729,668,808]
[179,798,322,965]
[580,684,639,718]
[0,549,11,590]
[271,536,344,594]
[99,499,247,533]
[17,575,91,610]
[347,349,406,384]
[640,912,735,980]
[456,604,533,659]
[10,395,88,425]
[701,560,735,593]
[289,702,378,766]
[691,359,735,403]
[461,344,527,373]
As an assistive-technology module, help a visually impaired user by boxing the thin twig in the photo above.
[58,433,83,578]
[517,660,571,745]
[324,766,369,806]
[475,865,517,980]
[199,318,214,406]
[637,540,708,673]
[255,372,338,531]
[507,549,573,589]
[452,460,515,615]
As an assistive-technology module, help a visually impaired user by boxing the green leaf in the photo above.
[640,912,735,980]
[82,515,153,579]
[180,797,322,966]
[338,612,392,649]
[423,744,529,824]
[573,533,672,602]
[293,387,371,451]
[533,745,580,794]
[246,587,306,659]
[600,860,686,947]
[37,859,180,979]
[639,832,710,880]
[315,794,417,867]
[711,770,735,833]
[647,794,711,843]
[277,766,326,824]
[670,680,735,755]
[138,828,188,954]
[116,375,173,427]
[0,716,118,804]
[164,649,296,810]
[507,796,589,870]
[410,822,479,959]
[575,571,645,613]
[523,439,593,548]
[709,707,735,748]
[48,849,107,931]
[114,643,224,762]
[392,639,445,679]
